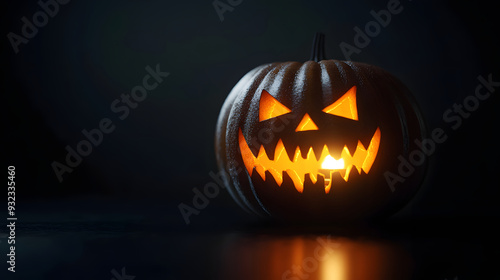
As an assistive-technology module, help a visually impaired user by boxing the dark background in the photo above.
[2,0,499,279]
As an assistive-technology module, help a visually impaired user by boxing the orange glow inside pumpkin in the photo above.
[322,155,345,169]
[238,128,381,193]
[239,86,381,194]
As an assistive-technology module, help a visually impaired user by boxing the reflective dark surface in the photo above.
[4,198,498,280]
[220,234,413,280]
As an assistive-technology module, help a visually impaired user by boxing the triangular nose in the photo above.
[295,113,318,132]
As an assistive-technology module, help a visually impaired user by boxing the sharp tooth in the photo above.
[293,146,302,163]
[255,146,268,180]
[309,172,317,184]
[263,143,276,161]
[274,139,289,162]
[319,145,330,162]
[286,169,304,193]
[341,145,352,162]
[357,140,367,152]
[347,167,360,180]
[311,144,324,162]
[257,145,268,160]
[284,141,296,163]
[346,140,358,158]
[246,137,260,158]
[327,143,343,159]
[299,146,310,159]
[361,127,381,173]
[352,141,366,174]
[343,145,352,156]
[255,164,266,180]
[306,147,317,161]
[343,165,352,181]
[338,169,346,180]
[359,136,372,151]
[268,168,283,186]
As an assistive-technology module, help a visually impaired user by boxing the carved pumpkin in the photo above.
[215,34,426,221]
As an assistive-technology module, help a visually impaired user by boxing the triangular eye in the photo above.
[259,90,292,122]
[322,86,358,121]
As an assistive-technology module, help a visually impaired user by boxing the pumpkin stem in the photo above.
[310,32,326,62]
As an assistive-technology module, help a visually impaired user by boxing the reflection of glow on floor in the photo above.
[221,234,412,280]
[321,249,346,280]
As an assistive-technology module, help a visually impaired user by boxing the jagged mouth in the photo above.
[238,128,381,193]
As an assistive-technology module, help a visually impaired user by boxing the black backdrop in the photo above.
[2,0,500,279]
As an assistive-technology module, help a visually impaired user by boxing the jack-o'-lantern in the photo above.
[215,34,426,221]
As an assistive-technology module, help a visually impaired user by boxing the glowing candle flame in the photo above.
[321,155,345,169]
